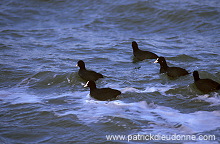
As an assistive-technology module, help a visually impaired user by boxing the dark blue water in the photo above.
[0,0,220,143]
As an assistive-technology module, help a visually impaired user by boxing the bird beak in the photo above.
[154,58,159,63]
[76,64,78,67]
[84,81,89,87]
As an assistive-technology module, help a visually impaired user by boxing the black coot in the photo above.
[193,71,220,93]
[154,57,189,78]
[132,41,158,60]
[76,60,103,81]
[84,81,121,101]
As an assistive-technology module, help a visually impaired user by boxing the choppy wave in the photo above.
[1,88,219,143]
[57,99,220,134]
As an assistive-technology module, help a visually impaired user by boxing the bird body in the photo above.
[84,81,121,101]
[193,71,220,93]
[154,57,189,78]
[132,41,158,60]
[77,60,103,81]
[166,67,189,78]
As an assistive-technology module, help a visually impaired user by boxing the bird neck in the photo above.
[159,61,168,70]
[133,48,139,52]
[80,65,86,70]
[90,85,97,90]
[193,74,200,81]
[132,44,139,52]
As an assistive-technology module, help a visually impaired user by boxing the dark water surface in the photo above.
[0,0,220,143]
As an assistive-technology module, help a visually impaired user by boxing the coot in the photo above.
[132,41,158,60]
[84,81,121,101]
[154,57,189,78]
[76,60,103,81]
[193,71,220,93]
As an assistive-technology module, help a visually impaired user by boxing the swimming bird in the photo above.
[84,81,121,101]
[76,60,104,81]
[132,41,158,61]
[154,57,189,78]
[193,71,220,93]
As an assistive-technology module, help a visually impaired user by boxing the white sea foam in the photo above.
[192,93,220,106]
[0,88,41,104]
[56,95,220,135]
[121,84,173,94]
[143,84,173,93]
[1,88,219,136]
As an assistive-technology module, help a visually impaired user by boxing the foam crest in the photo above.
[121,84,173,94]
[56,98,220,135]
[144,84,173,93]
[192,93,220,106]
[121,87,142,93]
[0,88,41,104]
